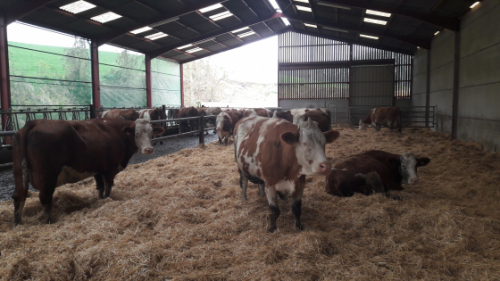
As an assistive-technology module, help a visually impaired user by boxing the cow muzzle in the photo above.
[318,162,331,175]
[409,178,419,185]
[143,147,154,155]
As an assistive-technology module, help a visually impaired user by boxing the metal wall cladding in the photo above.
[278,32,413,102]
[350,65,395,107]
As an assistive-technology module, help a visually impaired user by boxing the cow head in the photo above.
[394,153,431,185]
[124,119,165,155]
[281,118,340,176]
[216,113,230,139]
[359,119,369,131]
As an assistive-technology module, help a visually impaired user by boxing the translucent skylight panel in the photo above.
[60,0,96,14]
[296,5,312,12]
[130,26,152,34]
[360,34,379,40]
[232,26,250,33]
[177,44,193,50]
[363,18,387,25]
[304,23,317,28]
[317,1,351,10]
[281,18,291,26]
[294,0,309,3]
[323,26,348,33]
[238,31,256,38]
[209,11,233,21]
[268,0,282,12]
[199,3,223,13]
[185,47,204,54]
[365,10,391,17]
[91,12,122,23]
[470,1,480,8]
[434,31,440,35]
[145,32,168,40]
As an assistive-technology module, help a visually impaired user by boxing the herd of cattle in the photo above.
[10,105,429,233]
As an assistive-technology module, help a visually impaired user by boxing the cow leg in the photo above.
[39,180,56,224]
[224,137,228,146]
[12,159,29,225]
[292,176,305,230]
[265,186,280,233]
[103,174,115,198]
[95,174,105,199]
[375,123,381,132]
[239,171,249,201]
[258,184,265,197]
[219,137,222,144]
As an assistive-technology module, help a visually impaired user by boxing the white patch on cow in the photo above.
[274,179,295,199]
[100,110,110,118]
[139,109,151,120]
[246,109,258,117]
[291,108,308,125]
[216,112,232,141]
[400,152,419,185]
[295,119,329,176]
[57,166,96,187]
[134,119,155,155]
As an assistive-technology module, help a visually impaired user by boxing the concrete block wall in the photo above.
[412,0,500,151]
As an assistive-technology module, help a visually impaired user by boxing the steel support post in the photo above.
[425,49,431,128]
[90,40,100,118]
[451,31,461,139]
[198,116,204,147]
[180,64,184,107]
[0,16,11,130]
[146,54,152,108]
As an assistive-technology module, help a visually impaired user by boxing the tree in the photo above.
[183,58,229,106]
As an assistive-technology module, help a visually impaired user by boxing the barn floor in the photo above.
[1,126,500,280]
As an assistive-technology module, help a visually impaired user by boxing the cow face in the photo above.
[127,119,165,155]
[216,113,230,139]
[359,119,368,131]
[398,153,431,185]
[281,119,340,176]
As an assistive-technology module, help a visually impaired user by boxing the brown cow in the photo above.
[243,108,271,118]
[178,106,199,133]
[100,109,139,121]
[216,110,243,145]
[11,118,165,225]
[359,107,401,132]
[273,110,294,122]
[235,116,340,232]
[197,107,222,134]
[326,150,430,197]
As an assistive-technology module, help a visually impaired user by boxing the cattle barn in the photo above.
[1,0,500,280]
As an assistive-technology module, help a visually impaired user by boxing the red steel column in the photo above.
[146,54,152,107]
[0,16,11,130]
[180,64,184,107]
[90,40,100,116]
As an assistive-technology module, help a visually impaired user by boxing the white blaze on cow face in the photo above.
[359,119,368,131]
[133,119,164,155]
[293,119,332,176]
[216,113,230,139]
[399,152,430,185]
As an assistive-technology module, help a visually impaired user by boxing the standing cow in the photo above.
[12,118,164,225]
[359,107,401,132]
[216,110,243,146]
[234,116,340,232]
[99,109,139,121]
[177,107,199,133]
[139,108,167,144]
[325,150,430,197]
[243,108,272,118]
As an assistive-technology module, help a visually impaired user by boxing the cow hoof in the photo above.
[241,196,248,201]
[267,226,277,233]
[295,223,304,231]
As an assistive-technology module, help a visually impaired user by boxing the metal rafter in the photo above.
[286,14,431,48]
[180,28,291,64]
[94,0,230,45]
[312,0,459,31]
[149,12,283,58]
[291,29,413,55]
[5,0,57,25]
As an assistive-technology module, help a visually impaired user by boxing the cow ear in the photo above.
[122,124,135,136]
[417,157,431,167]
[153,127,165,136]
[281,132,298,145]
[324,130,340,143]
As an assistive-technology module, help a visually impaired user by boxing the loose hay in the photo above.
[1,127,500,280]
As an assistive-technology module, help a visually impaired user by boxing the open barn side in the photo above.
[1,127,500,280]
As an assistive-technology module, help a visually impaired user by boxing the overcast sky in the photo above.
[7,22,278,84]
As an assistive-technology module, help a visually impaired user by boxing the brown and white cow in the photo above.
[216,110,243,146]
[359,107,401,132]
[11,118,164,225]
[273,110,294,122]
[235,116,340,232]
[325,150,430,197]
[289,108,331,132]
[243,108,272,118]
[139,108,167,144]
[197,107,222,134]
[99,109,139,121]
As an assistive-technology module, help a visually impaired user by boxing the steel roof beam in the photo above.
[149,12,283,59]
[313,0,459,31]
[5,0,57,25]
[180,28,290,64]
[291,29,414,55]
[286,14,431,48]
[95,0,230,46]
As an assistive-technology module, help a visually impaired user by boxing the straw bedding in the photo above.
[1,126,500,280]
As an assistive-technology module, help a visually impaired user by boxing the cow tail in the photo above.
[13,122,36,193]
